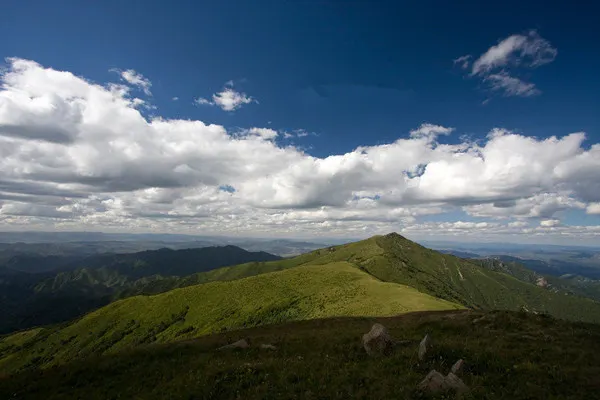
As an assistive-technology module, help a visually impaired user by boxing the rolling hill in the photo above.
[3,233,600,377]
[119,233,600,322]
[0,261,460,373]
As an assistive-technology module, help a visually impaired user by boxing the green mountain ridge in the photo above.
[2,232,600,377]
[122,233,600,321]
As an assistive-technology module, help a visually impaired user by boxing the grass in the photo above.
[1,310,599,399]
[0,262,460,373]
[3,231,600,396]
[125,234,600,326]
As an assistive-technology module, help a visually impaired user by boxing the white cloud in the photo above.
[465,193,585,219]
[195,82,256,111]
[484,73,540,97]
[587,203,600,215]
[508,221,528,228]
[471,30,557,75]
[111,68,152,96]
[453,55,471,69]
[0,58,599,241]
[409,123,454,141]
[245,127,278,140]
[282,129,315,140]
[540,219,561,227]
[456,30,556,98]
[172,97,179,101]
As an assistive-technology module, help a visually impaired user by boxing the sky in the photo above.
[0,0,599,245]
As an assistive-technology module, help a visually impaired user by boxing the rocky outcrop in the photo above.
[362,323,395,356]
[536,276,549,288]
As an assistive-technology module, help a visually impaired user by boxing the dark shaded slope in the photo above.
[0,246,280,334]
[1,310,599,400]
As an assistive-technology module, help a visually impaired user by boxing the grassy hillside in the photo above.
[0,262,460,373]
[1,310,599,400]
[125,233,600,324]
[3,233,600,377]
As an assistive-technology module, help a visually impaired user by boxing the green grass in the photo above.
[3,232,600,384]
[1,310,599,399]
[124,234,600,326]
[0,262,460,373]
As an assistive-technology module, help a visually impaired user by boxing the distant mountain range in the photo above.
[0,245,280,334]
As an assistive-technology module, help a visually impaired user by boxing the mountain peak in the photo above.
[383,232,405,239]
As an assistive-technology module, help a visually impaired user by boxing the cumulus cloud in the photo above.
[540,219,561,227]
[111,68,152,96]
[587,203,600,215]
[195,82,256,111]
[0,58,599,241]
[244,127,278,140]
[456,30,556,98]
[465,194,585,219]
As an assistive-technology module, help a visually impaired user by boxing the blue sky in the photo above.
[0,1,599,244]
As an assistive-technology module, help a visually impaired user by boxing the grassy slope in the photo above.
[0,262,460,373]
[1,310,599,400]
[3,233,600,375]
[363,234,600,322]
[123,234,600,326]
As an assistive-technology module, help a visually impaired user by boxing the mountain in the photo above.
[0,233,330,258]
[1,310,599,400]
[2,233,600,376]
[121,233,600,321]
[473,257,600,303]
[0,246,281,334]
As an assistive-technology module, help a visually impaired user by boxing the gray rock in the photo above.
[218,338,250,350]
[450,359,465,375]
[259,344,277,350]
[418,370,469,394]
[418,333,431,361]
[417,370,447,393]
[445,372,469,394]
[362,323,394,356]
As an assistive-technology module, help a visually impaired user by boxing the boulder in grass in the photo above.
[451,359,465,375]
[445,372,469,394]
[418,333,431,361]
[218,338,250,350]
[418,369,469,395]
[417,370,447,393]
[362,323,395,356]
